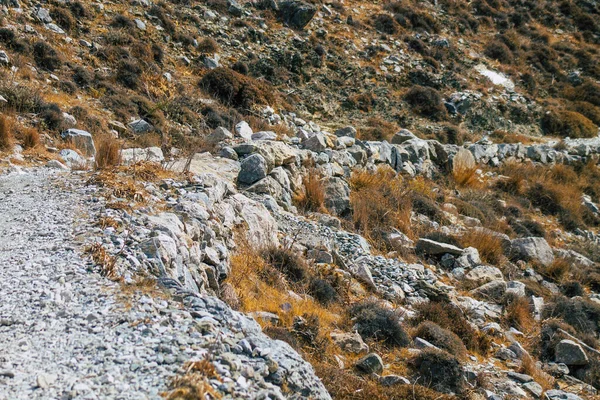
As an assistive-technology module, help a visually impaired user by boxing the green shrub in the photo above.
[413,321,467,358]
[348,302,411,347]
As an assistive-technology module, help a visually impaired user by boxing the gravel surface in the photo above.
[0,169,179,400]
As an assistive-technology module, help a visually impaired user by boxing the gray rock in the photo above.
[330,331,369,354]
[334,126,356,138]
[302,133,328,152]
[507,371,533,383]
[323,177,350,216]
[415,238,463,256]
[0,51,9,64]
[380,375,410,386]
[36,373,57,389]
[278,0,316,29]
[238,154,268,185]
[470,280,507,302]
[510,237,554,267]
[120,147,164,165]
[555,340,589,366]
[523,381,543,398]
[61,129,96,157]
[506,281,527,297]
[128,119,154,134]
[414,337,438,350]
[46,160,69,170]
[545,389,583,400]
[219,147,239,160]
[391,129,417,144]
[235,121,253,140]
[464,265,504,285]
[251,131,277,141]
[59,149,86,167]
[355,353,384,374]
[207,127,233,144]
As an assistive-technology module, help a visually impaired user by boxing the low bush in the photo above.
[373,14,399,34]
[348,301,410,347]
[51,7,76,32]
[543,296,600,336]
[199,67,274,111]
[261,247,309,284]
[541,109,597,138]
[357,117,397,141]
[560,281,584,297]
[0,115,13,151]
[33,41,62,71]
[404,85,447,121]
[413,301,487,353]
[484,40,513,64]
[19,127,40,149]
[569,101,600,126]
[412,349,464,394]
[413,321,467,358]
[116,61,142,89]
[308,279,338,306]
[563,81,600,107]
[40,104,66,132]
[503,294,535,332]
[111,14,135,29]
[197,38,219,53]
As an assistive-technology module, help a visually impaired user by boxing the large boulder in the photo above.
[323,177,350,216]
[278,0,316,29]
[470,280,507,302]
[61,129,96,157]
[170,152,241,183]
[238,154,268,185]
[234,141,298,169]
[120,147,164,165]
[464,265,504,286]
[510,237,554,266]
[555,340,589,366]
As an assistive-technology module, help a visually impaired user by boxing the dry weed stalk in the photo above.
[452,148,479,187]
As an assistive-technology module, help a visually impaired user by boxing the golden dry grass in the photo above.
[452,148,479,187]
[164,358,221,400]
[459,228,505,265]
[0,115,13,151]
[95,135,121,170]
[504,296,536,333]
[293,172,327,213]
[86,242,119,280]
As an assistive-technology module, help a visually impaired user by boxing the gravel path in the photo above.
[0,169,180,400]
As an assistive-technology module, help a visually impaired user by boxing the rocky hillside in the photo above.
[0,0,600,399]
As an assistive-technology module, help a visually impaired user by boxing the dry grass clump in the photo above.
[314,363,453,400]
[0,115,13,151]
[95,136,121,170]
[413,321,467,358]
[357,117,397,142]
[542,257,571,282]
[348,301,411,348]
[198,38,219,53]
[293,173,326,213]
[520,355,555,392]
[199,67,275,112]
[33,41,62,72]
[86,242,118,280]
[413,301,490,354]
[459,229,505,265]
[503,294,535,333]
[19,127,40,149]
[403,85,447,121]
[164,358,221,400]
[543,296,600,336]
[349,166,412,244]
[452,148,478,187]
[541,108,598,138]
[261,246,309,284]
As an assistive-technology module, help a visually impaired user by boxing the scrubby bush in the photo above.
[111,15,135,29]
[69,1,88,19]
[198,37,219,53]
[404,85,447,121]
[73,66,94,88]
[563,81,600,107]
[414,321,467,358]
[358,117,397,141]
[232,61,249,75]
[569,101,600,126]
[484,40,513,64]
[309,279,338,306]
[199,67,274,111]
[561,281,584,297]
[543,296,600,336]
[503,294,535,332]
[261,247,308,284]
[116,61,142,89]
[373,14,399,34]
[412,349,464,394]
[0,28,29,53]
[541,109,598,138]
[348,301,410,347]
[40,104,66,131]
[33,41,62,71]
[413,301,488,353]
[50,7,76,32]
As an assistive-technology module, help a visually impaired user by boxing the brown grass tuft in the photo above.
[293,172,327,213]
[459,228,505,265]
[0,115,13,151]
[504,295,535,333]
[20,127,40,149]
[452,148,478,187]
[164,357,221,400]
[86,242,119,280]
[95,136,121,170]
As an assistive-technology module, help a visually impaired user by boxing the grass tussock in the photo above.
[293,173,327,213]
[95,136,121,170]
[413,321,467,358]
[503,295,536,333]
[164,358,221,400]
[541,108,598,138]
[86,242,118,280]
[349,166,412,244]
[452,148,478,187]
[459,229,505,265]
[0,115,13,151]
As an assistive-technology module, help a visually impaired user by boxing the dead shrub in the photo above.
[346,92,376,112]
[19,127,40,149]
[358,117,397,141]
[95,136,121,170]
[349,166,412,244]
[541,108,598,138]
[569,101,600,126]
[373,14,399,34]
[503,294,535,333]
[199,67,275,112]
[261,247,309,284]
[293,173,326,213]
[459,229,504,265]
[543,257,571,282]
[197,38,219,53]
[563,81,600,107]
[413,321,467,358]
[484,40,513,64]
[543,296,600,336]
[0,115,13,151]
[404,85,447,121]
[348,301,411,348]
[50,6,76,33]
[33,41,62,72]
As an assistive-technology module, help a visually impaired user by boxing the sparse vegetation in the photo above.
[348,301,411,348]
[412,349,464,394]
[404,86,447,121]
